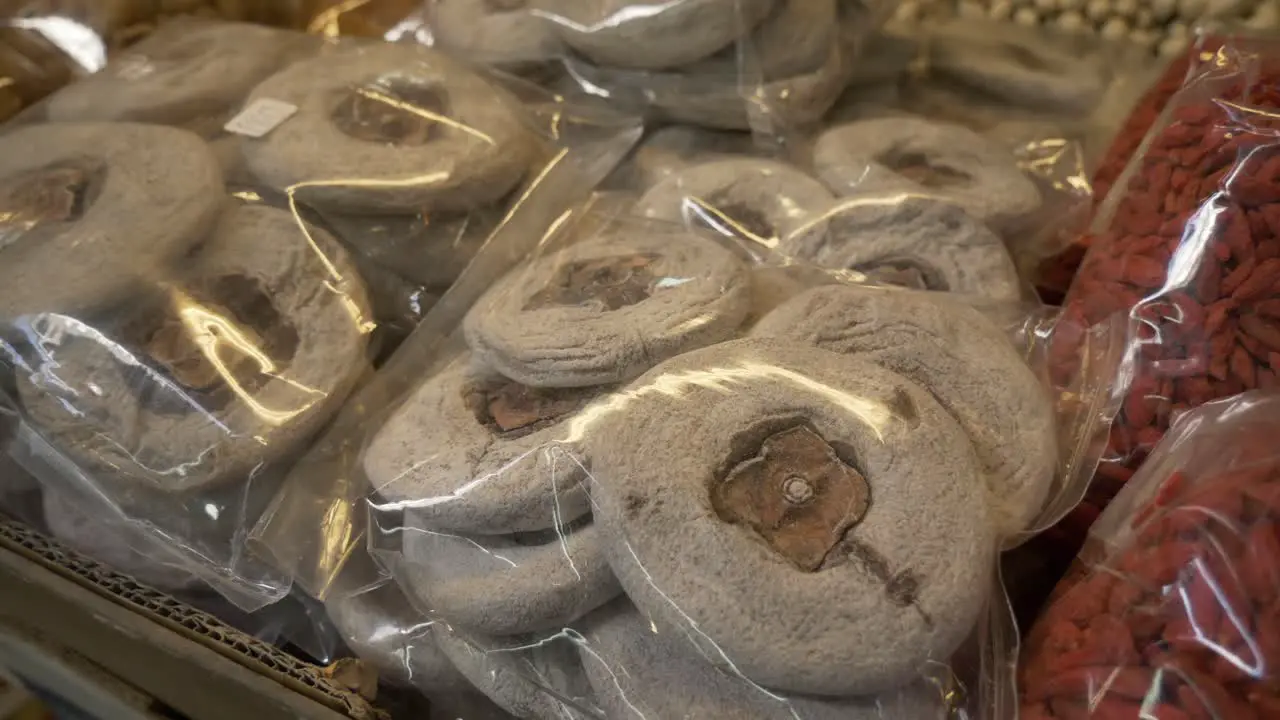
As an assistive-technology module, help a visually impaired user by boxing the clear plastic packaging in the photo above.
[0,19,642,612]
[905,18,1130,128]
[249,182,1120,716]
[0,404,339,658]
[1020,390,1280,720]
[424,0,894,136]
[1037,34,1217,302]
[884,18,1166,289]
[321,545,518,717]
[610,118,1047,310]
[1050,33,1280,527]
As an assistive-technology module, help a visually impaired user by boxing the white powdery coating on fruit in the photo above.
[324,582,471,694]
[928,18,1106,114]
[46,22,293,125]
[782,193,1023,303]
[634,156,834,252]
[752,285,1057,536]
[434,0,563,68]
[364,354,594,534]
[812,116,1042,233]
[585,338,992,696]
[0,122,224,319]
[463,230,751,388]
[400,518,620,635]
[578,599,949,718]
[241,42,534,214]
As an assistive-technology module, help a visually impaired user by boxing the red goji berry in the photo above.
[1233,259,1280,301]
[1223,258,1259,296]
[1234,345,1259,386]
[1241,314,1280,353]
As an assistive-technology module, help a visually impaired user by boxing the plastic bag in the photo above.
[0,19,642,612]
[425,0,892,137]
[911,18,1121,124]
[602,125,760,192]
[610,115,1047,311]
[1036,35,1218,301]
[886,18,1174,288]
[1020,390,1280,720]
[0,0,310,125]
[250,178,1103,716]
[0,413,337,658]
[1050,33,1280,523]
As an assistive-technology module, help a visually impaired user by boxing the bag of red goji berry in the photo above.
[1050,32,1280,528]
[1036,32,1232,302]
[1020,390,1280,720]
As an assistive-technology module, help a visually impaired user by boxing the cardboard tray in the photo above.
[0,519,383,720]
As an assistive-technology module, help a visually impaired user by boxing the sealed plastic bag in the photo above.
[426,0,892,136]
[908,18,1120,127]
[877,18,1174,289]
[246,180,1097,716]
[0,413,340,658]
[612,116,1047,308]
[10,17,641,351]
[1020,390,1280,720]
[1050,33,1280,517]
[0,20,641,611]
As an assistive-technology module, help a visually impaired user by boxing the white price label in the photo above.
[224,98,298,139]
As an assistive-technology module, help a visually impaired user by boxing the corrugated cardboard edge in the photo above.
[0,519,383,720]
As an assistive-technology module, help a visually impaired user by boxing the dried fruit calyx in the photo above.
[332,79,448,146]
[695,192,777,240]
[0,160,106,248]
[127,274,299,412]
[524,253,658,311]
[713,424,872,572]
[877,149,971,188]
[856,257,949,291]
[467,379,601,437]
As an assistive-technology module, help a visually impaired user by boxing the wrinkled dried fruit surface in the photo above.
[1051,56,1280,518]
[524,254,658,312]
[712,425,871,572]
[1020,457,1280,719]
